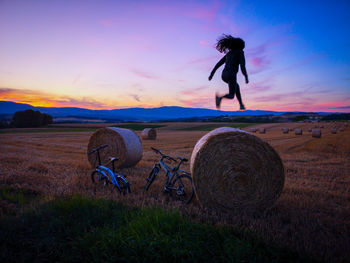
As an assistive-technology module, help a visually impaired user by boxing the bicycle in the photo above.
[143,147,194,204]
[88,144,131,195]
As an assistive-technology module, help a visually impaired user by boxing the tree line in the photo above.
[6,110,53,128]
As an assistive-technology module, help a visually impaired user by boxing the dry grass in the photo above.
[0,122,349,262]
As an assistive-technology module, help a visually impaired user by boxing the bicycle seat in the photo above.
[109,157,119,163]
[177,157,188,162]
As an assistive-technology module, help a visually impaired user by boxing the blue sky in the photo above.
[0,0,349,111]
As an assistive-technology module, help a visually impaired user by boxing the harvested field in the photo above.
[0,122,349,262]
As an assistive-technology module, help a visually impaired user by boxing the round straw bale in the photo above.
[190,127,284,213]
[339,127,344,132]
[331,128,337,134]
[250,128,257,133]
[87,127,142,168]
[312,129,321,138]
[289,128,294,131]
[308,128,312,132]
[282,128,289,134]
[295,128,302,135]
[141,128,157,140]
[259,128,266,134]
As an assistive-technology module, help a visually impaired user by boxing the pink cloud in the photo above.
[182,86,208,96]
[131,69,158,79]
[99,19,113,27]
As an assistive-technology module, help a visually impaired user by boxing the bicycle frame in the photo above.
[95,165,122,191]
[157,158,179,188]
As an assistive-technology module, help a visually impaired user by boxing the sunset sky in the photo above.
[0,0,349,112]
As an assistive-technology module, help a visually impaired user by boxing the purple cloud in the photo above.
[130,94,141,102]
[329,106,350,109]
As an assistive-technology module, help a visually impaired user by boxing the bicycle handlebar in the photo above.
[89,144,108,155]
[151,147,177,162]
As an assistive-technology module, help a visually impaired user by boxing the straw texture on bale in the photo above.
[87,127,142,169]
[312,129,321,138]
[259,128,266,134]
[141,128,157,140]
[190,127,284,213]
[295,128,302,135]
[250,128,257,133]
[282,128,289,134]
[331,128,337,134]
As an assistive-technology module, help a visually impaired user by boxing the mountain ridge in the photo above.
[0,101,339,122]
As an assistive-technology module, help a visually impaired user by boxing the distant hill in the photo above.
[0,101,338,122]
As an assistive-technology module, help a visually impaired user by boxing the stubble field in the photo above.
[0,122,349,262]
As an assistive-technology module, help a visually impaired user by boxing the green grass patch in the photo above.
[178,123,256,131]
[0,195,314,263]
[112,124,166,130]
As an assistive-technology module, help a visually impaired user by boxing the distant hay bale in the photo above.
[331,128,337,134]
[312,129,321,138]
[320,125,324,128]
[308,128,312,132]
[295,128,302,135]
[190,127,284,213]
[282,128,289,134]
[141,128,157,140]
[339,127,344,132]
[250,128,257,133]
[289,128,294,131]
[259,128,266,134]
[87,127,142,168]
[345,123,348,127]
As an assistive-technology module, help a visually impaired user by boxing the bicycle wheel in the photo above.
[143,167,159,193]
[171,174,194,204]
[91,170,109,186]
[115,176,131,195]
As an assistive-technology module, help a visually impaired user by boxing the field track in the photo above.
[0,122,349,262]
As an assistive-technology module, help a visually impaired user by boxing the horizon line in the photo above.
[1,100,349,114]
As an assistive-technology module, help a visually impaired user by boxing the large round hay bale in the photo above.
[190,127,284,213]
[282,128,289,134]
[87,127,142,168]
[308,128,312,132]
[331,128,337,134]
[339,127,344,132]
[141,128,157,140]
[295,128,302,135]
[259,128,266,134]
[312,129,321,138]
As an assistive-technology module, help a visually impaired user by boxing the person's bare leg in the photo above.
[235,83,245,110]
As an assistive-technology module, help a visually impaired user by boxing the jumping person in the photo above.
[208,34,249,110]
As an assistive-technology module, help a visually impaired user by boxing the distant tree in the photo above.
[42,113,53,125]
[12,110,53,128]
[321,113,350,121]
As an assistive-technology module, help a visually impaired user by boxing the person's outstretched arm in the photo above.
[240,50,249,83]
[208,56,226,80]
